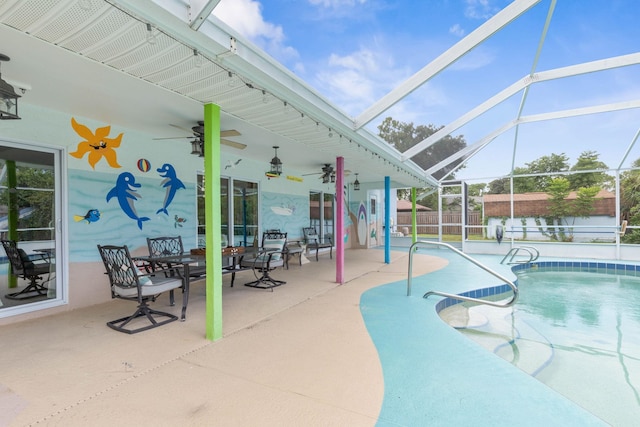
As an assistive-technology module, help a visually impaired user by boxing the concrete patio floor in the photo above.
[0,249,443,427]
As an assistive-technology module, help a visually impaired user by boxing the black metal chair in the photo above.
[146,236,188,304]
[303,227,333,261]
[1,239,54,300]
[97,244,187,334]
[240,231,287,290]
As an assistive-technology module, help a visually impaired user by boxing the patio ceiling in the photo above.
[0,0,436,189]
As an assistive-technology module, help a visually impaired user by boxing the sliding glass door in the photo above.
[197,174,258,248]
[0,142,62,315]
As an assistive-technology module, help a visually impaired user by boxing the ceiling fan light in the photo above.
[190,139,201,156]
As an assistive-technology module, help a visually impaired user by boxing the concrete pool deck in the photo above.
[0,248,605,426]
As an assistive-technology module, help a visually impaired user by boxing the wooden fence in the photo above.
[396,211,482,236]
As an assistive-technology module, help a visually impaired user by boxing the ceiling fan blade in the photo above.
[169,123,192,133]
[152,136,191,140]
[221,129,241,137]
[221,138,246,150]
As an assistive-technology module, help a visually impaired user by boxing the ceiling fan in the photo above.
[303,164,351,183]
[153,121,246,150]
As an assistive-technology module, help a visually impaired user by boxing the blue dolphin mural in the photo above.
[156,163,185,215]
[106,172,150,230]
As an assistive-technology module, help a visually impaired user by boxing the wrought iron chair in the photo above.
[303,227,333,261]
[97,244,187,334]
[1,239,55,300]
[146,236,187,304]
[240,231,287,290]
[146,236,184,261]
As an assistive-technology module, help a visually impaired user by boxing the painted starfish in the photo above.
[69,117,123,169]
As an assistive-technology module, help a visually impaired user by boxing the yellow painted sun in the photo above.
[69,117,123,169]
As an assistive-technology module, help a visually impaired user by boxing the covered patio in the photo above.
[0,249,441,426]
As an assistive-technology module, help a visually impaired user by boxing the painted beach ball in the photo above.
[137,158,151,172]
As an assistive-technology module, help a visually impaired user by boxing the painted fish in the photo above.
[74,209,101,224]
[106,172,150,230]
[156,163,185,215]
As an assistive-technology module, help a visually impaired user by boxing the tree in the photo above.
[545,177,599,242]
[521,153,570,192]
[487,177,509,194]
[620,158,640,243]
[0,162,55,241]
[567,150,612,190]
[488,152,596,194]
[378,117,466,181]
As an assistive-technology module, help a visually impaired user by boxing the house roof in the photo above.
[396,199,431,211]
[483,190,615,203]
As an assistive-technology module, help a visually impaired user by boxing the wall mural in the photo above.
[156,163,185,215]
[68,168,195,262]
[262,192,308,237]
[69,117,123,169]
[106,172,150,230]
[68,119,188,231]
[73,209,101,224]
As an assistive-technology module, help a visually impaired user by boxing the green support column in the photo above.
[204,104,223,341]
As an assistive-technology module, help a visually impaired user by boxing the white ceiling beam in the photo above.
[354,0,541,129]
[426,99,640,177]
[401,52,640,161]
[189,0,221,31]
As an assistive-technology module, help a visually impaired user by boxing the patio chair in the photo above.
[303,227,333,261]
[1,239,55,300]
[146,236,188,304]
[240,231,287,290]
[97,244,187,334]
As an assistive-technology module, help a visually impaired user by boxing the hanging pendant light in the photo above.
[269,146,282,176]
[190,139,202,156]
[0,54,20,120]
[353,173,360,191]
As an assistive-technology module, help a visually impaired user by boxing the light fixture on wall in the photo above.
[269,146,282,176]
[193,49,204,68]
[0,54,20,120]
[145,23,157,45]
[353,173,360,191]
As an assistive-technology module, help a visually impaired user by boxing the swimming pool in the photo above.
[361,249,604,426]
[442,262,640,426]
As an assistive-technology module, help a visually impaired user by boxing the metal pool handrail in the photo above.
[500,245,539,265]
[407,241,518,308]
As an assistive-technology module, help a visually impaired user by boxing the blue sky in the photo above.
[213,0,640,182]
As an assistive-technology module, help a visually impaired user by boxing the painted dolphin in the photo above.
[156,163,185,215]
[106,172,150,230]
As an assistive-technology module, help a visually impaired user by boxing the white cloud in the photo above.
[308,0,367,7]
[464,0,503,20]
[449,24,465,37]
[313,45,450,120]
[213,0,299,61]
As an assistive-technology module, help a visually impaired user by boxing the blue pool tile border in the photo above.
[435,260,640,313]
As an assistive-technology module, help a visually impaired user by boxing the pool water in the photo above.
[449,269,640,426]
